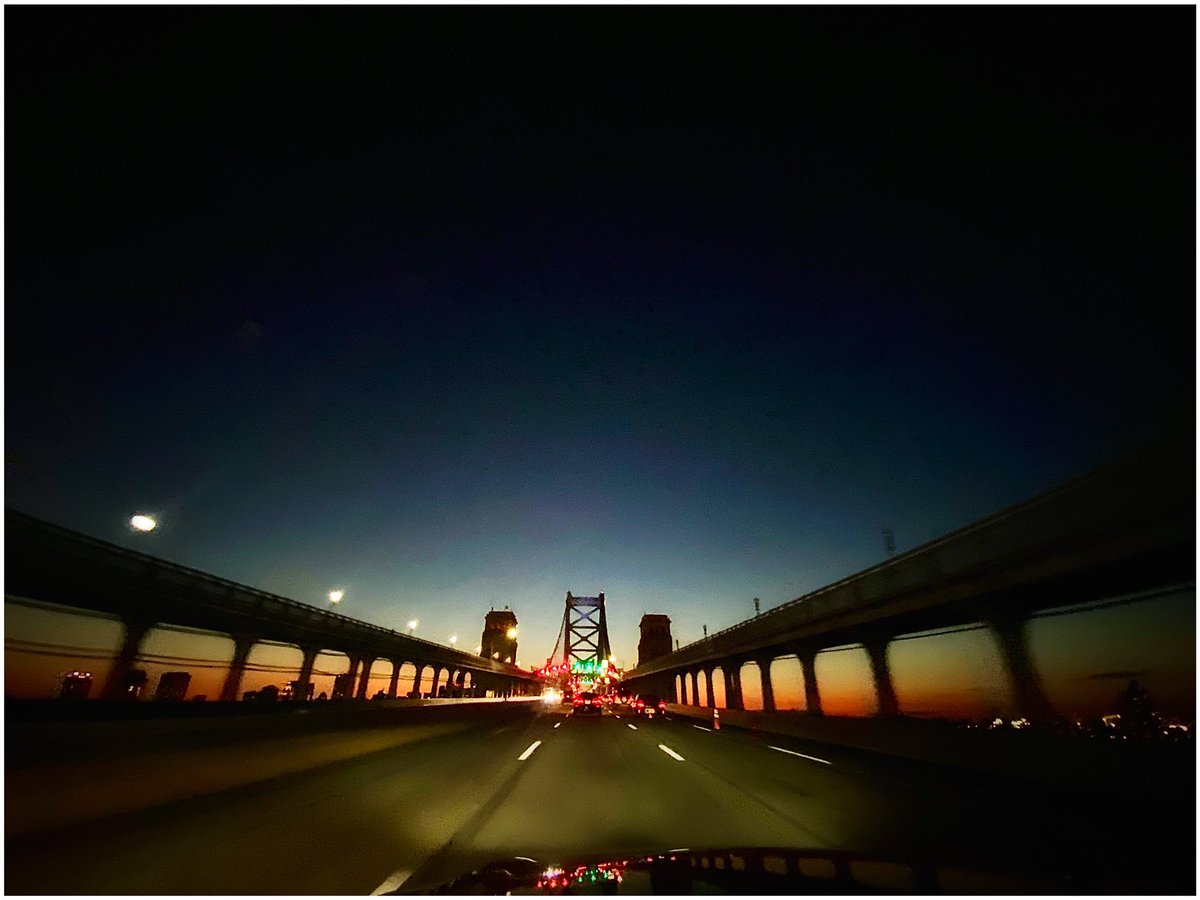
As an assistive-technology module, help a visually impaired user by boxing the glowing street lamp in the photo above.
[407,619,419,634]
[506,627,518,639]
[130,514,157,533]
[328,589,345,605]
[448,634,458,646]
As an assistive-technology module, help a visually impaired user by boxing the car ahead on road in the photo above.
[572,691,604,716]
[632,694,667,719]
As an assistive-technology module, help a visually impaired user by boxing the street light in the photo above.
[129,514,157,532]
[448,634,458,646]
[506,627,518,639]
[407,619,419,633]
[328,589,344,605]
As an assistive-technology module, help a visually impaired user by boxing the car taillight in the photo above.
[592,698,601,706]
[573,699,582,706]
[658,701,666,708]
[637,701,645,708]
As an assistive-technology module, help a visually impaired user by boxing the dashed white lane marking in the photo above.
[627,723,638,730]
[658,744,685,761]
[371,869,411,895]
[614,715,621,719]
[553,722,562,728]
[518,740,543,761]
[769,745,832,765]
[692,724,712,732]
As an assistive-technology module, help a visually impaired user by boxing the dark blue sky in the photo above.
[6,8,1193,664]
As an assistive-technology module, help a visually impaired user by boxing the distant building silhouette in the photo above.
[480,608,518,664]
[638,614,673,667]
[153,671,191,702]
[284,680,314,701]
[1116,679,1156,737]
[332,673,355,699]
[119,669,148,700]
[55,670,93,700]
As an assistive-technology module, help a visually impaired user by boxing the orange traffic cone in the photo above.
[713,708,720,730]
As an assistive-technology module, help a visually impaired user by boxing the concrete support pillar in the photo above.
[428,666,442,697]
[863,637,900,717]
[703,668,716,707]
[102,618,155,700]
[412,664,425,697]
[218,633,257,702]
[756,657,776,712]
[989,612,1058,723]
[356,657,376,698]
[724,663,744,710]
[797,647,823,716]
[689,670,700,707]
[388,662,402,698]
[294,645,320,701]
[676,672,688,705]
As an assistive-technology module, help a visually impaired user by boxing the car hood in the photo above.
[392,845,1071,894]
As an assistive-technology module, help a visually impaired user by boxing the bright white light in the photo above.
[492,652,500,659]
[328,589,344,604]
[506,627,518,639]
[475,646,482,653]
[448,634,458,645]
[407,619,419,630]
[542,689,562,705]
[130,515,157,532]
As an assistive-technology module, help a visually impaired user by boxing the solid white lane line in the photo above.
[518,740,543,761]
[553,722,562,728]
[627,723,638,730]
[371,869,411,895]
[658,744,685,761]
[769,746,832,765]
[692,724,712,732]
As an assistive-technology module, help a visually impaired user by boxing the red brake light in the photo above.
[637,700,645,708]
[592,698,601,705]
[573,699,582,705]
[658,701,666,708]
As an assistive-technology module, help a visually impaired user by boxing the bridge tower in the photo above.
[480,607,518,664]
[637,614,672,667]
[555,591,612,668]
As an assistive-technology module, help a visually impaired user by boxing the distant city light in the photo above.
[328,589,344,604]
[130,514,157,532]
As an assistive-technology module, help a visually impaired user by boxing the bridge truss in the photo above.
[551,591,612,668]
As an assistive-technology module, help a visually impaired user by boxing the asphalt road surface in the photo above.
[5,704,1192,894]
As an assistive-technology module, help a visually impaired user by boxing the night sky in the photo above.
[5,8,1194,704]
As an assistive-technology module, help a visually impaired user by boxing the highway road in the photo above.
[5,703,1192,894]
